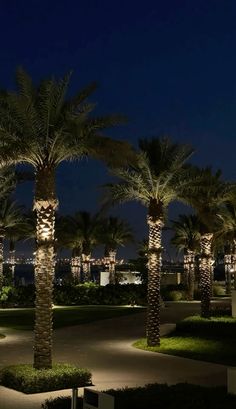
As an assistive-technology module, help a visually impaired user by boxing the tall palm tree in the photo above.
[0,69,133,369]
[100,216,133,284]
[184,167,234,317]
[171,214,200,300]
[216,201,236,293]
[105,137,194,346]
[0,199,24,288]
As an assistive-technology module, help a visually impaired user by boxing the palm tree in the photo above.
[105,137,194,346]
[100,216,133,284]
[216,201,236,293]
[184,167,234,317]
[7,219,29,283]
[69,211,101,282]
[0,199,24,288]
[171,214,200,300]
[55,215,82,282]
[0,69,133,369]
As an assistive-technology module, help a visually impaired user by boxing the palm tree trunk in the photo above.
[232,239,236,290]
[33,166,58,370]
[146,199,164,347]
[183,252,189,289]
[199,233,213,318]
[224,253,232,295]
[108,250,117,284]
[184,250,195,300]
[82,253,91,282]
[71,248,81,282]
[9,240,16,285]
[0,235,4,289]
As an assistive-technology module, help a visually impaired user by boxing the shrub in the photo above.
[0,283,148,307]
[163,290,184,301]
[0,286,13,306]
[3,284,35,307]
[176,315,236,339]
[213,284,225,297]
[53,283,147,306]
[0,364,92,394]
[42,383,236,409]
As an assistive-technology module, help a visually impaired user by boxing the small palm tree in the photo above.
[0,69,133,369]
[0,199,24,288]
[70,211,101,282]
[105,137,194,346]
[216,201,236,293]
[55,215,83,282]
[7,218,29,283]
[171,214,200,300]
[184,167,234,317]
[100,216,133,284]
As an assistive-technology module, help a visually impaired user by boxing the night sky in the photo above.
[1,0,236,259]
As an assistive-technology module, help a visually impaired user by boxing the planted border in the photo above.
[0,363,92,394]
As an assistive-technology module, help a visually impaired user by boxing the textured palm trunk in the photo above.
[146,199,163,347]
[224,253,232,295]
[9,241,16,284]
[183,252,189,289]
[33,166,58,370]
[82,253,91,282]
[71,248,81,282]
[0,235,4,289]
[233,240,236,290]
[184,250,196,300]
[199,233,213,318]
[108,249,117,284]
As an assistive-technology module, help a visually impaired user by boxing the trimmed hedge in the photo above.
[0,364,92,394]
[176,315,236,339]
[1,284,148,307]
[54,283,147,306]
[42,383,236,409]
[2,283,189,308]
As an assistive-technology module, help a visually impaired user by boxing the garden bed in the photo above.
[42,383,236,409]
[133,315,236,366]
[0,363,92,394]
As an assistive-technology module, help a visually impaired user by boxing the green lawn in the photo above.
[0,305,145,331]
[133,315,236,366]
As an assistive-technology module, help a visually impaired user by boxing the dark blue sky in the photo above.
[1,0,236,259]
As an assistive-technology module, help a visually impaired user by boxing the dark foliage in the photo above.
[42,383,236,409]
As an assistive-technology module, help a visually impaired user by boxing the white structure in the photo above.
[100,270,141,286]
[100,271,110,286]
[117,271,142,285]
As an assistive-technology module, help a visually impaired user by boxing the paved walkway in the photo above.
[0,302,229,409]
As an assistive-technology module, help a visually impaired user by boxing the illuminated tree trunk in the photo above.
[146,199,164,347]
[9,240,16,284]
[0,235,4,289]
[183,252,189,288]
[33,166,58,370]
[82,253,91,282]
[199,233,213,318]
[224,253,232,295]
[184,250,196,300]
[232,239,236,290]
[108,249,117,284]
[71,248,81,282]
